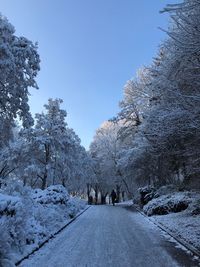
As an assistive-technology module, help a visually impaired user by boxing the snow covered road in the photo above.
[20,205,199,267]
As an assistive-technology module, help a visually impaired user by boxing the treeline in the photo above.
[0,15,93,193]
[89,0,200,199]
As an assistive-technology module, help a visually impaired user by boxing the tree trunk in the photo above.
[116,184,121,203]
[42,170,47,190]
[100,192,108,205]
[87,183,92,204]
[122,178,133,199]
[94,184,99,204]
[41,143,50,190]
[62,178,66,188]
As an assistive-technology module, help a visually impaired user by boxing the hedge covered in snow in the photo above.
[143,191,195,216]
[0,183,86,266]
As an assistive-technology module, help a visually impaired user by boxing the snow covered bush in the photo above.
[0,220,14,267]
[0,191,31,265]
[138,186,159,206]
[0,183,36,262]
[0,183,86,264]
[188,198,200,216]
[138,186,155,195]
[1,186,33,246]
[67,197,86,218]
[143,192,191,216]
[32,185,70,205]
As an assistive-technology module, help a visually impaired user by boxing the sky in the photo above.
[0,0,180,149]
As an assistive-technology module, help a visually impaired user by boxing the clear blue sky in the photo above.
[0,0,180,149]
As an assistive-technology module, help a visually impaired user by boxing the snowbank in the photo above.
[143,190,200,250]
[0,183,86,265]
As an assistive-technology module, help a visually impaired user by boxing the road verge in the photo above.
[134,206,200,258]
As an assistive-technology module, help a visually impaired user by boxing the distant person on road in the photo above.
[111,189,117,206]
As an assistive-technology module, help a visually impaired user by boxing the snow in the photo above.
[0,183,86,266]
[154,212,200,250]
[143,191,200,251]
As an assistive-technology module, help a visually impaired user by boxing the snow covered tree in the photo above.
[0,14,40,129]
[89,121,127,203]
[141,0,200,187]
[0,14,40,189]
[19,98,92,192]
[128,0,200,188]
[20,99,69,189]
[116,67,150,138]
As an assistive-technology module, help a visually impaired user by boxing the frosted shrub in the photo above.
[32,185,70,205]
[0,185,34,256]
[67,197,86,218]
[0,183,86,264]
[143,192,191,216]
[0,194,25,246]
[0,220,14,267]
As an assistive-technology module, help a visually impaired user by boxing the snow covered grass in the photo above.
[143,190,200,250]
[0,182,86,265]
[153,210,200,250]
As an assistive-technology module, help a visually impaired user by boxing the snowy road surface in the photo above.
[20,205,199,267]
